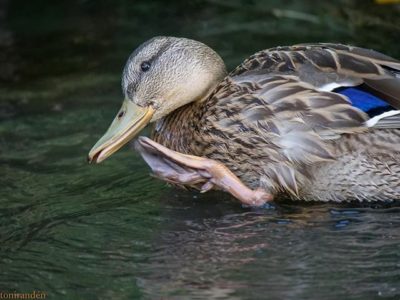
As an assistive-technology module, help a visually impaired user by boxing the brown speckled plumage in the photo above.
[151,43,400,202]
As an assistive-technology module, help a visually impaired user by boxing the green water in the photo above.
[1,0,400,299]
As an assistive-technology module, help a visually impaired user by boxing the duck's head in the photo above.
[88,36,227,163]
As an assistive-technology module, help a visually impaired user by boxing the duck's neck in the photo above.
[150,79,224,154]
[150,100,205,155]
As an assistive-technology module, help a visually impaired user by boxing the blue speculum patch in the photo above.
[336,86,393,117]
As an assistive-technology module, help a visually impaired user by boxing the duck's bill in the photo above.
[88,99,154,164]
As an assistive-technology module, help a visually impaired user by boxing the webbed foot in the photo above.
[135,136,273,206]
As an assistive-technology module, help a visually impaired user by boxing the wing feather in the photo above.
[207,44,400,195]
[208,74,368,196]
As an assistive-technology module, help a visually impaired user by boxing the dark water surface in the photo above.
[1,1,400,299]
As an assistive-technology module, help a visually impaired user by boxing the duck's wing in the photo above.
[205,45,400,196]
[211,73,367,165]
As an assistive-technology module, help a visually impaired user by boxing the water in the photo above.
[1,0,400,299]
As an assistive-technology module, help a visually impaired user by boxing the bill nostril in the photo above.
[118,111,125,119]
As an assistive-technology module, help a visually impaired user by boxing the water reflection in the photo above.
[135,194,400,299]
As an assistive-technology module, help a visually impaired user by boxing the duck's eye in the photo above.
[118,111,125,119]
[140,61,151,72]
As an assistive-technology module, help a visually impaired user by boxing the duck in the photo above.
[88,36,400,206]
